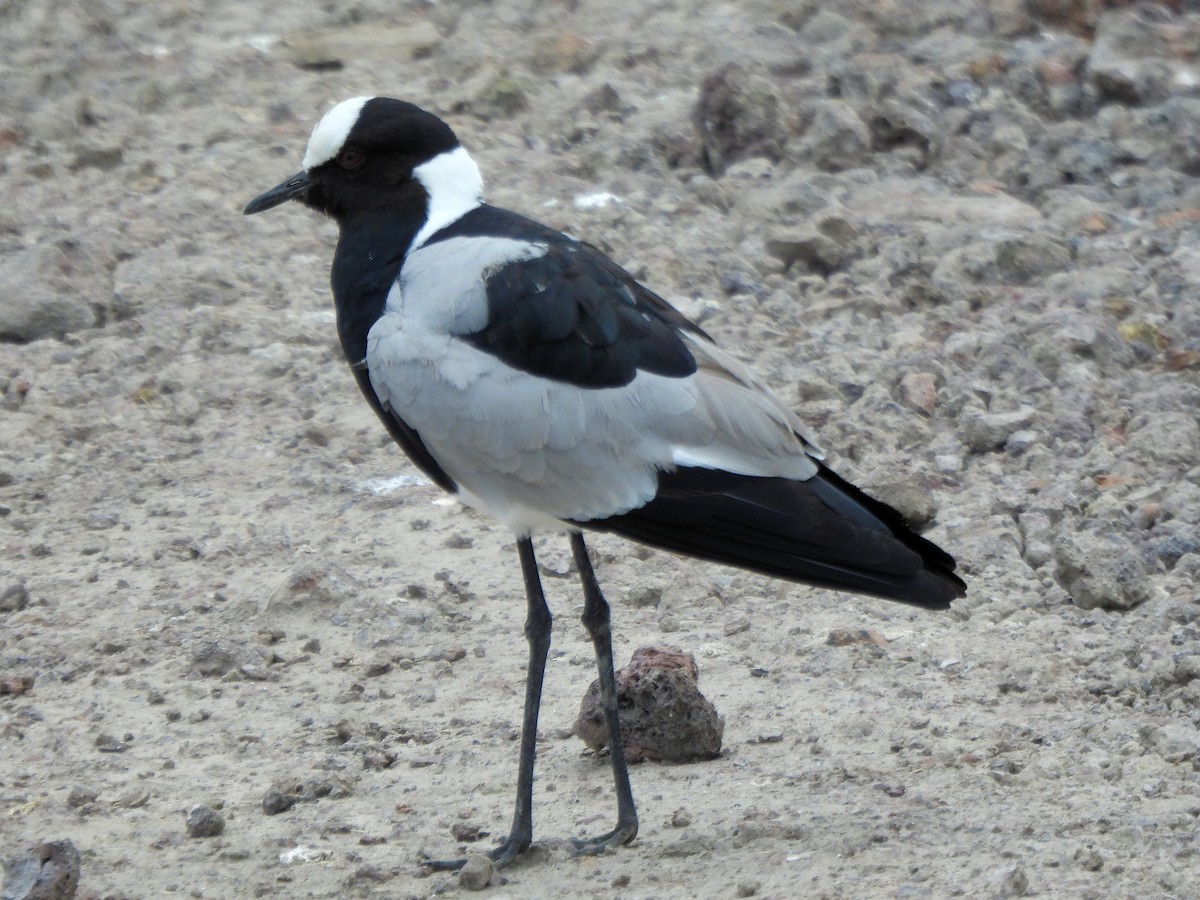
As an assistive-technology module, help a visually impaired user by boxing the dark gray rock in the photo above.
[994,235,1072,284]
[0,583,29,614]
[1053,529,1153,610]
[0,242,99,342]
[1,839,80,900]
[184,805,225,838]
[694,64,787,175]
[961,406,1037,453]
[801,100,871,172]
[1087,7,1191,107]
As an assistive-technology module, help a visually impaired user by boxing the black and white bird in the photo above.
[245,96,965,869]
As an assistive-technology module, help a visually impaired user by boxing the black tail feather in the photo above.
[583,465,965,610]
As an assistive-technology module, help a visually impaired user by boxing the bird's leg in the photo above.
[568,531,639,853]
[424,536,551,871]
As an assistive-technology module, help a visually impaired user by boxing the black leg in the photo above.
[568,532,639,853]
[425,536,552,871]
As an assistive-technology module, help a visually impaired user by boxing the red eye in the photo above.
[338,148,365,169]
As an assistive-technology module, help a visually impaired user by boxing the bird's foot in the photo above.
[569,820,638,857]
[421,833,529,872]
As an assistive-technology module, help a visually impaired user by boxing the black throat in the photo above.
[330,208,422,366]
[328,201,459,494]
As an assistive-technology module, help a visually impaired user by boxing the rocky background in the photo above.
[2,0,1199,897]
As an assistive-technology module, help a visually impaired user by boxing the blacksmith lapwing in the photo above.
[245,96,966,869]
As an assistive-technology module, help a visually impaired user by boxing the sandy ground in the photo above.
[3,1,1200,897]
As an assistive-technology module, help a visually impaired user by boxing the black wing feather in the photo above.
[584,466,966,610]
[430,205,705,388]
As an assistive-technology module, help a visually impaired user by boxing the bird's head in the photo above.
[244,96,482,230]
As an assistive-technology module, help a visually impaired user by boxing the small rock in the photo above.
[801,99,870,172]
[188,643,238,678]
[94,733,130,753]
[897,373,938,416]
[0,582,29,613]
[865,472,938,530]
[0,839,80,900]
[869,98,935,166]
[997,865,1031,897]
[573,646,723,762]
[724,617,751,637]
[68,142,124,171]
[623,585,662,608]
[1174,655,1200,685]
[736,881,761,898]
[185,805,225,838]
[671,808,693,827]
[0,675,34,696]
[961,407,1037,452]
[266,566,356,614]
[113,787,150,810]
[764,226,843,275]
[1087,7,1184,106]
[994,235,1071,284]
[827,628,888,647]
[1005,429,1038,455]
[457,854,495,891]
[450,823,483,843]
[1053,529,1152,611]
[364,657,392,678]
[694,63,786,175]
[350,864,397,884]
[262,789,297,816]
[1074,846,1103,871]
[65,786,98,809]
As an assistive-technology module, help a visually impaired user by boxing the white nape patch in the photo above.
[302,96,373,170]
[410,146,483,249]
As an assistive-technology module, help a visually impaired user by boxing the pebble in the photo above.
[185,805,225,838]
[801,99,871,171]
[457,854,495,891]
[997,865,1031,898]
[66,785,98,809]
[0,583,30,613]
[897,372,938,416]
[961,407,1037,453]
[261,789,296,816]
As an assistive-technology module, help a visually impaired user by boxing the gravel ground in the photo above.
[2,1,1199,897]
